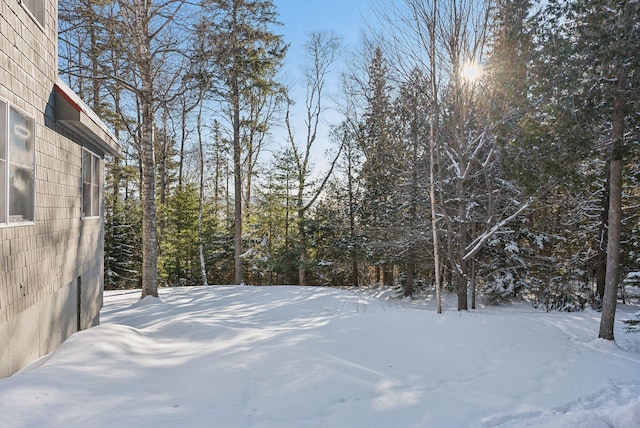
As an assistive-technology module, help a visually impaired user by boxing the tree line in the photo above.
[58,0,639,340]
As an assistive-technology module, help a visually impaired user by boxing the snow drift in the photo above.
[0,285,638,427]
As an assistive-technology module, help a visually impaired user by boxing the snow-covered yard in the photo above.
[1,285,639,427]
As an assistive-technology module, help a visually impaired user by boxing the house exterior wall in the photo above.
[0,0,113,378]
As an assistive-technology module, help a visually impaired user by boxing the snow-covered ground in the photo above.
[1,285,639,427]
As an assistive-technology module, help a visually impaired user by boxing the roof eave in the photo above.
[54,80,121,157]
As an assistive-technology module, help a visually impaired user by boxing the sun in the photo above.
[461,60,482,83]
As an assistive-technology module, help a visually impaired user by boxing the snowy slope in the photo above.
[0,285,638,427]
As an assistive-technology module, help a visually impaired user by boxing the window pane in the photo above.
[0,101,5,162]
[92,156,100,216]
[8,107,34,222]
[93,156,100,189]
[0,159,5,224]
[83,182,92,216]
[21,0,45,27]
[91,155,102,216]
[92,183,99,216]
[82,151,92,217]
[0,101,6,224]
[9,108,34,168]
[9,165,34,221]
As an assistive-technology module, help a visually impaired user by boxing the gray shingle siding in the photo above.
[0,0,119,378]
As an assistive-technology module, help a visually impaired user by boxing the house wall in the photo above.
[0,0,106,378]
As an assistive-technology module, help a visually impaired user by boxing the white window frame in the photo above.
[19,0,45,30]
[81,148,101,219]
[0,98,36,227]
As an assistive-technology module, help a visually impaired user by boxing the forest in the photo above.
[58,0,639,334]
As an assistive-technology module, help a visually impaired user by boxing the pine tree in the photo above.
[160,184,198,285]
[331,123,366,286]
[565,0,640,340]
[391,69,432,297]
[104,180,143,289]
[359,46,399,286]
[521,0,639,330]
[489,0,597,308]
[200,0,287,285]
[248,150,299,284]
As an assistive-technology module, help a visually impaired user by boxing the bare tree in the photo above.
[116,0,189,298]
[369,0,533,310]
[285,31,343,285]
[196,92,209,286]
[426,0,442,313]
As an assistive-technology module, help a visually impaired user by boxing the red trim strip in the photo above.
[55,83,82,112]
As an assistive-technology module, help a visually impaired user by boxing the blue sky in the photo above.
[266,0,370,170]
[276,0,367,59]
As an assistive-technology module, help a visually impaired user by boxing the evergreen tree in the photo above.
[391,70,433,296]
[160,184,201,286]
[359,46,399,286]
[247,150,299,284]
[327,123,366,287]
[200,0,287,285]
[490,0,601,309]
[565,0,640,339]
[522,0,639,332]
[104,181,143,289]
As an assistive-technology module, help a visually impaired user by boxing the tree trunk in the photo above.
[244,140,253,221]
[471,259,477,310]
[298,206,306,286]
[405,116,419,299]
[178,101,187,193]
[596,161,610,300]
[159,107,169,207]
[430,138,442,313]
[90,25,100,112]
[233,86,244,285]
[383,264,394,286]
[348,146,359,286]
[139,101,158,296]
[599,154,622,340]
[598,84,625,341]
[197,100,208,287]
[457,271,468,310]
[134,0,158,299]
[405,257,415,297]
[457,181,468,311]
[428,0,442,313]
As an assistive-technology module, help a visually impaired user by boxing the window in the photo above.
[0,99,35,225]
[82,149,100,218]
[20,0,45,28]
